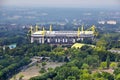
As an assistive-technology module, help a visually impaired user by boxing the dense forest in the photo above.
[0,23,120,80]
[30,47,120,80]
[29,37,120,80]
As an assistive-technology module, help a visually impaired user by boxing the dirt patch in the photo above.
[10,62,64,80]
[92,68,114,74]
[10,65,40,80]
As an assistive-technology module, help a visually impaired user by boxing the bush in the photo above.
[39,68,46,73]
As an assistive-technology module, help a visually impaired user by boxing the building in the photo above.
[8,44,17,49]
[30,25,97,44]
[107,20,117,25]
[98,21,105,24]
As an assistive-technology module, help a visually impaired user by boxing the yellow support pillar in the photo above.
[77,27,80,37]
[30,26,33,34]
[42,27,45,36]
[43,27,45,31]
[42,27,45,44]
[91,25,98,36]
[50,25,52,32]
[35,25,39,32]
[91,25,95,32]
[81,25,84,32]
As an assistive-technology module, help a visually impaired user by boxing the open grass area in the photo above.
[10,62,64,80]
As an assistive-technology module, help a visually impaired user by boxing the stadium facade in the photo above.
[30,25,97,44]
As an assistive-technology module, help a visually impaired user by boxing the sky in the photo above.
[1,0,120,8]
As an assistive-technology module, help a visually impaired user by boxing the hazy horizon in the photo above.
[0,0,120,8]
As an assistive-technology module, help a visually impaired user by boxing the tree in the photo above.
[115,74,120,80]
[117,62,120,68]
[13,75,16,80]
[81,63,89,69]
[102,72,114,80]
[42,62,47,67]
[19,74,24,80]
[64,56,69,62]
[96,39,107,51]
[92,72,102,79]
[39,67,47,73]
[110,62,117,69]
[48,68,53,72]
[81,45,91,51]
[84,55,99,68]
[106,55,110,68]
[66,76,76,80]
[114,68,120,75]
[95,77,105,80]
[0,65,3,70]
[100,62,107,69]
[80,73,91,80]
[55,66,80,80]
